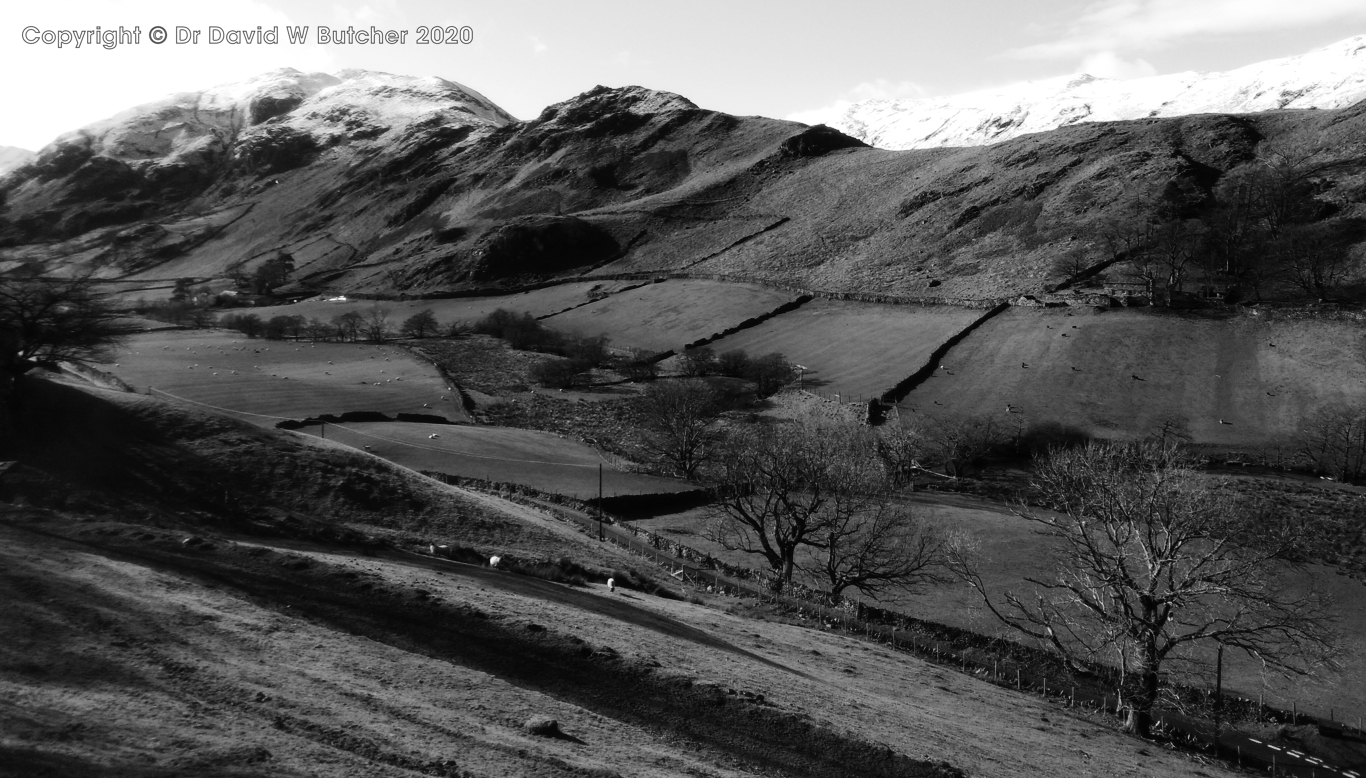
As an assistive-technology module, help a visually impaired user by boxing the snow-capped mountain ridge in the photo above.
[0,146,34,176]
[46,68,514,175]
[836,34,1366,150]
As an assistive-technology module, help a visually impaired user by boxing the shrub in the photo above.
[504,555,596,587]
[399,308,440,339]
[474,309,561,351]
[263,314,305,340]
[221,312,263,338]
[745,352,793,397]
[531,358,584,389]
[617,349,660,382]
[678,347,717,377]
[716,349,751,378]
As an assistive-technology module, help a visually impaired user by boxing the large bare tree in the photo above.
[948,441,1337,736]
[0,275,131,447]
[635,379,725,480]
[814,497,949,603]
[708,419,947,598]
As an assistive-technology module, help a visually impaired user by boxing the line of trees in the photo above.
[218,306,461,344]
[677,346,793,397]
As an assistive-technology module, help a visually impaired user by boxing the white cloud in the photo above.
[787,79,927,126]
[529,35,547,55]
[331,1,407,29]
[1077,50,1157,79]
[2,0,336,150]
[1011,0,1366,60]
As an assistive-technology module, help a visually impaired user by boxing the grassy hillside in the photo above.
[900,306,1366,448]
[7,82,1364,305]
[1,377,1249,778]
[541,279,797,353]
[703,300,986,399]
[297,421,690,499]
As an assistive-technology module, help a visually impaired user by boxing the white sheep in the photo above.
[489,555,501,568]
[607,577,616,593]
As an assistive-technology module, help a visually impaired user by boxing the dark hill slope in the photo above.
[3,79,1365,300]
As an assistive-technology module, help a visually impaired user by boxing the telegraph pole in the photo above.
[1214,643,1224,755]
[597,463,604,541]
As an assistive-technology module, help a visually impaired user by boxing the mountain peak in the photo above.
[836,34,1366,149]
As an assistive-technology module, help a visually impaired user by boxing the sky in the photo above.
[3,0,1365,150]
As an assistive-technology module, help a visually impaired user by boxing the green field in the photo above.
[703,300,986,400]
[541,279,798,353]
[243,280,643,331]
[903,307,1366,447]
[104,330,466,423]
[297,421,692,499]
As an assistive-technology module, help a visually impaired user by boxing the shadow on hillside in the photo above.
[0,747,274,778]
[16,523,957,778]
[12,377,230,508]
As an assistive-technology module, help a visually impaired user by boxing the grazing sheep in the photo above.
[489,555,501,568]
[607,577,615,593]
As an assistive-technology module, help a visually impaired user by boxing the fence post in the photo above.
[1016,669,1021,690]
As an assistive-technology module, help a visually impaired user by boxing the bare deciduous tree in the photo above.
[707,421,859,588]
[678,346,717,377]
[636,379,724,480]
[948,441,1337,737]
[1297,403,1366,482]
[921,413,1011,478]
[362,305,391,343]
[815,498,949,603]
[708,419,948,598]
[0,275,131,446]
[399,308,440,339]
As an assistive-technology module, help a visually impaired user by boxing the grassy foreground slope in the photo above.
[903,307,1366,447]
[1,379,1241,778]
